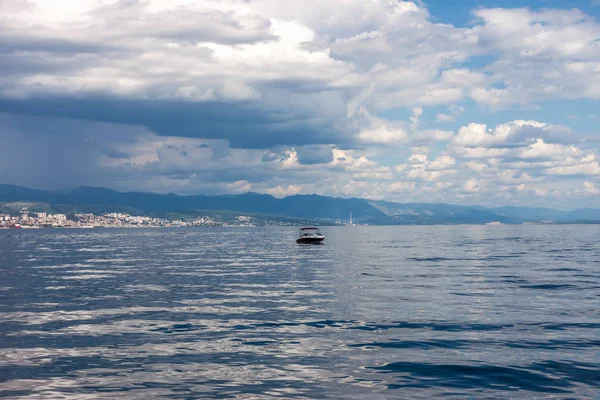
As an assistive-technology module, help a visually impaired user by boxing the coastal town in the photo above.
[0,208,260,229]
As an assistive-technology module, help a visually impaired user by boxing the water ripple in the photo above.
[1,225,599,399]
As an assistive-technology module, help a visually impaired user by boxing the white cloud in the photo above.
[450,146,511,159]
[410,107,423,129]
[2,2,600,208]
[435,105,464,123]
[396,153,457,182]
[358,125,409,144]
[583,181,600,194]
[3,0,600,115]
[474,8,600,60]
[465,161,490,173]
[518,140,580,160]
[428,156,456,171]
[415,129,454,142]
[546,161,600,176]
[497,170,538,185]
[471,7,600,107]
[451,120,548,147]
[463,179,480,193]
[452,123,496,147]
[266,184,303,198]
[408,154,427,164]
[435,113,455,122]
[389,181,417,192]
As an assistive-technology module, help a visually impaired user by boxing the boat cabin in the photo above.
[299,227,321,237]
[296,227,325,243]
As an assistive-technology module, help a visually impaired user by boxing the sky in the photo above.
[1,0,600,208]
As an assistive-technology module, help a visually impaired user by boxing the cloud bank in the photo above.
[1,0,600,208]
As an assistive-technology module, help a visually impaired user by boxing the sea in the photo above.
[0,225,599,399]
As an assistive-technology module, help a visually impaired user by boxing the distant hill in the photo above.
[1,184,599,225]
[0,184,383,221]
[368,201,517,225]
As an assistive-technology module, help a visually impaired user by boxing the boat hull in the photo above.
[296,236,325,244]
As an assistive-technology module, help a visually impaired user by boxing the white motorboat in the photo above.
[296,227,325,244]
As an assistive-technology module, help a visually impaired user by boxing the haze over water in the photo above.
[1,226,599,399]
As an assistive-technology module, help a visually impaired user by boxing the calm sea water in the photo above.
[0,226,599,399]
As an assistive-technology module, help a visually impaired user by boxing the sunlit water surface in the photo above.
[1,226,599,399]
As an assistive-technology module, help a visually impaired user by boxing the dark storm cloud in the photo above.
[261,151,283,163]
[101,149,130,159]
[0,112,144,189]
[295,145,334,165]
[0,0,355,154]
[0,33,117,54]
[0,112,327,193]
[0,96,351,149]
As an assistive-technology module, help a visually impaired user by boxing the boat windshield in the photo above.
[300,228,320,236]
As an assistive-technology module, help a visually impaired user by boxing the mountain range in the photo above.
[1,184,599,225]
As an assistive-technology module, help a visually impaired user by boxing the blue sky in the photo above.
[426,0,600,25]
[1,0,600,208]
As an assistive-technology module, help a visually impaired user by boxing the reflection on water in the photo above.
[1,225,599,399]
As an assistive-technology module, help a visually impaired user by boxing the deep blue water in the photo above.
[0,225,599,399]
